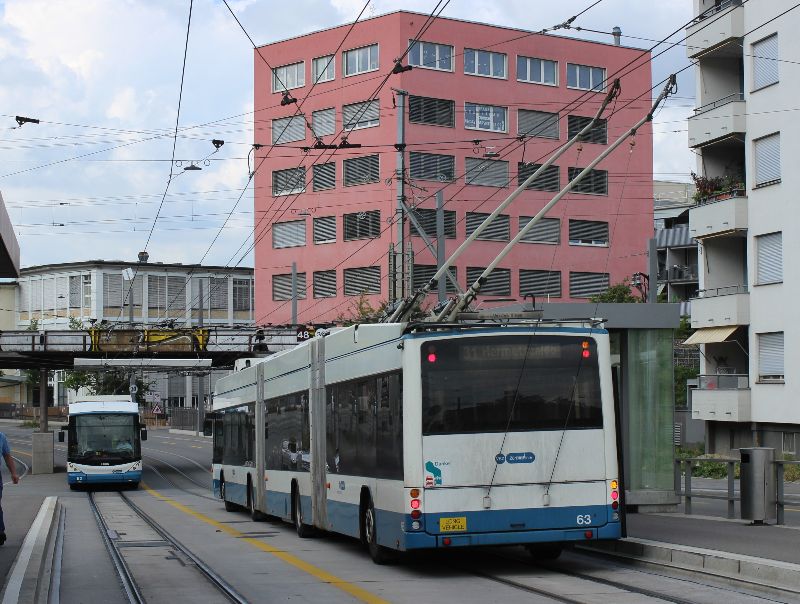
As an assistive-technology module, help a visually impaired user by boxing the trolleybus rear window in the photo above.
[421,335,602,435]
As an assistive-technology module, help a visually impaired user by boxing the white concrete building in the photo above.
[16,260,256,411]
[686,0,794,455]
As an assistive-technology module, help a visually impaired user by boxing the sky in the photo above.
[0,0,695,270]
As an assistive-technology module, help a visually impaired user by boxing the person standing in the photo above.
[0,431,19,546]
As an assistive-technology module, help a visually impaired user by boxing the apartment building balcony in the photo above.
[689,286,749,329]
[689,190,747,238]
[657,266,698,284]
[688,94,745,148]
[691,373,750,421]
[686,0,744,59]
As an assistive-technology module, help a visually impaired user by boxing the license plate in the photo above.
[439,517,467,532]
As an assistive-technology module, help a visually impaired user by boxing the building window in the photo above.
[466,267,511,296]
[517,56,557,85]
[312,55,335,84]
[567,115,607,144]
[753,33,778,90]
[410,208,456,239]
[409,152,455,181]
[783,432,796,455]
[272,167,306,196]
[466,212,510,241]
[343,155,379,186]
[569,271,609,298]
[343,44,378,77]
[567,167,608,195]
[465,157,508,187]
[272,220,307,249]
[413,264,458,293]
[273,273,306,301]
[517,109,559,139]
[408,95,454,127]
[82,274,92,308]
[343,210,380,240]
[313,270,337,298]
[344,266,381,295]
[520,269,561,298]
[464,49,506,78]
[233,279,252,311]
[313,216,337,244]
[754,132,781,187]
[756,232,782,284]
[312,163,336,192]
[757,331,784,382]
[103,273,123,309]
[569,219,609,246]
[272,114,306,145]
[342,99,379,130]
[408,40,453,71]
[518,162,560,191]
[147,275,185,314]
[272,61,305,93]
[465,102,507,132]
[567,63,605,91]
[311,108,335,138]
[519,216,560,244]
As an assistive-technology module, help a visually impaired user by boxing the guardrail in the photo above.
[674,457,738,518]
[690,0,742,24]
[675,456,799,524]
[697,374,749,389]
[693,284,748,298]
[694,92,744,115]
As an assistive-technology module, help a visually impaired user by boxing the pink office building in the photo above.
[253,11,653,325]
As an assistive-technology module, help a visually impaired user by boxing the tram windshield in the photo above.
[68,414,140,464]
[421,335,603,435]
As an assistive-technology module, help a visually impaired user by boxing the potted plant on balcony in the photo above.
[691,172,745,203]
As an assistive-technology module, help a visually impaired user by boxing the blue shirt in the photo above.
[0,432,8,483]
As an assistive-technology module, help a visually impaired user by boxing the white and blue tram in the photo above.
[59,397,147,488]
[211,321,622,562]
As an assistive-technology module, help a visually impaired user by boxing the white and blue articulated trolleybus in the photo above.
[59,396,147,489]
[210,320,622,563]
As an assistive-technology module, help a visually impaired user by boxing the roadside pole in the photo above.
[32,367,54,474]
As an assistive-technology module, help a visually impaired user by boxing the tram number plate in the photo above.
[439,517,467,532]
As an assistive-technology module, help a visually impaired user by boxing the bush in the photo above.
[782,455,800,482]
[20,420,39,429]
[675,446,739,478]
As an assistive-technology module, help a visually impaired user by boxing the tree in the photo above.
[335,294,386,325]
[589,279,642,303]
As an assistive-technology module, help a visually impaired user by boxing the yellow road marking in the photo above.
[143,484,389,604]
[191,446,202,449]
[11,450,32,458]
[785,507,800,513]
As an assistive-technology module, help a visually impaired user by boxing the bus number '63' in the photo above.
[576,514,592,525]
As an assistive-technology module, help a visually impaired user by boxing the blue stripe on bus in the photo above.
[424,504,608,535]
[68,470,141,485]
[403,326,608,339]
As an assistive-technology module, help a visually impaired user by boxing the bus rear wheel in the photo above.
[292,486,313,538]
[526,543,563,560]
[220,476,237,512]
[248,482,265,521]
[364,498,397,565]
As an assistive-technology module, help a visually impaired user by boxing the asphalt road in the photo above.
[0,423,795,604]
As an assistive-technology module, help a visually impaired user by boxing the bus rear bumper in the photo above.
[68,470,142,485]
[402,521,621,550]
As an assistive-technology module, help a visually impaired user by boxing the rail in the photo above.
[674,457,738,518]
[697,374,749,389]
[697,186,746,206]
[694,284,748,298]
[690,0,742,25]
[675,457,800,524]
[694,92,744,115]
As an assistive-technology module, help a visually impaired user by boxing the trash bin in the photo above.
[740,447,776,523]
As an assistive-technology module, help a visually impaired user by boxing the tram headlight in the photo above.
[411,521,421,530]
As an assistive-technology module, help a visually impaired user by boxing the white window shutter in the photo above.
[756,232,782,283]
[758,332,784,379]
[754,133,780,186]
[753,34,779,89]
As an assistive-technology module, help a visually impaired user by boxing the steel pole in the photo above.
[39,368,48,433]
[395,89,408,300]
[436,190,446,304]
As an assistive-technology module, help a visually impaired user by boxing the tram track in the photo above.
[88,490,248,604]
[462,548,794,604]
[143,451,217,501]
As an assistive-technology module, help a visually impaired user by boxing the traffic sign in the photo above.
[152,404,162,414]
[129,384,138,394]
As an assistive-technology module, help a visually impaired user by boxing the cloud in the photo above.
[0,0,696,270]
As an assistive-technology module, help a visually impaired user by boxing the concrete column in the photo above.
[33,368,54,474]
[185,373,193,408]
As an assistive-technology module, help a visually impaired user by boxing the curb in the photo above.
[579,537,800,594]
[168,429,211,439]
[0,496,59,604]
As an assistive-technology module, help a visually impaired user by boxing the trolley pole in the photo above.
[436,189,446,304]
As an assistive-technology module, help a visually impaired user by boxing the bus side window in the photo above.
[203,418,214,437]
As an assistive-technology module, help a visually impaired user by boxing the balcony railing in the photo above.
[690,0,742,25]
[697,187,746,206]
[698,374,749,390]
[694,92,744,116]
[695,284,748,298]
